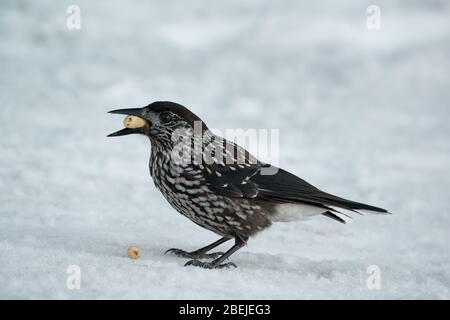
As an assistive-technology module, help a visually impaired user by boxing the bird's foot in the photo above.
[184,259,237,269]
[164,248,224,260]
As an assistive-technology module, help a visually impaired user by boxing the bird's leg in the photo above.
[185,237,246,269]
[165,237,230,259]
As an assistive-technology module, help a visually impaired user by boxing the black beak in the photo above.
[108,108,143,117]
[107,107,147,137]
[107,127,141,137]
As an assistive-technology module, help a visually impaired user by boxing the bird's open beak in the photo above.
[107,107,149,137]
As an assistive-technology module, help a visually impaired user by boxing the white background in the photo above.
[0,0,449,299]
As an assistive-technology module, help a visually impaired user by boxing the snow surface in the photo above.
[1,0,449,299]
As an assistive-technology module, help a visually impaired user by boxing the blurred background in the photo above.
[0,0,449,299]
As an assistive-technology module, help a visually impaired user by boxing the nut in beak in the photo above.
[123,115,148,129]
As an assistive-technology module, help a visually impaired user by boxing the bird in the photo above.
[108,101,389,269]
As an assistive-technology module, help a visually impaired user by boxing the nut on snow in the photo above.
[127,246,142,259]
[123,115,147,129]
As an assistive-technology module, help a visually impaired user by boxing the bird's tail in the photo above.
[315,190,390,215]
[333,198,389,214]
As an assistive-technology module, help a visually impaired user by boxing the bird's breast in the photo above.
[147,148,270,238]
[149,151,209,211]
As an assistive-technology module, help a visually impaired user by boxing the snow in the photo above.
[1,0,449,299]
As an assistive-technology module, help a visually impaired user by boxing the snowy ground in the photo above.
[1,0,449,299]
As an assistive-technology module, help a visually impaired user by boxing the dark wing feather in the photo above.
[251,165,388,213]
[205,165,259,199]
[205,162,388,214]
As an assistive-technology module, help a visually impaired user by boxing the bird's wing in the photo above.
[205,163,388,214]
[205,164,261,199]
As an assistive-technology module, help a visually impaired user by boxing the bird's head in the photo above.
[108,101,208,149]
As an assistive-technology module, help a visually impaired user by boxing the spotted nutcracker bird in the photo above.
[108,101,389,269]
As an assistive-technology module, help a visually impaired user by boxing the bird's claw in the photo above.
[201,251,225,259]
[164,248,224,260]
[184,259,237,269]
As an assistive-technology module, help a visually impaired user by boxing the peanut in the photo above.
[127,246,142,259]
[123,115,147,129]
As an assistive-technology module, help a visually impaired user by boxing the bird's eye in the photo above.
[159,112,173,123]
